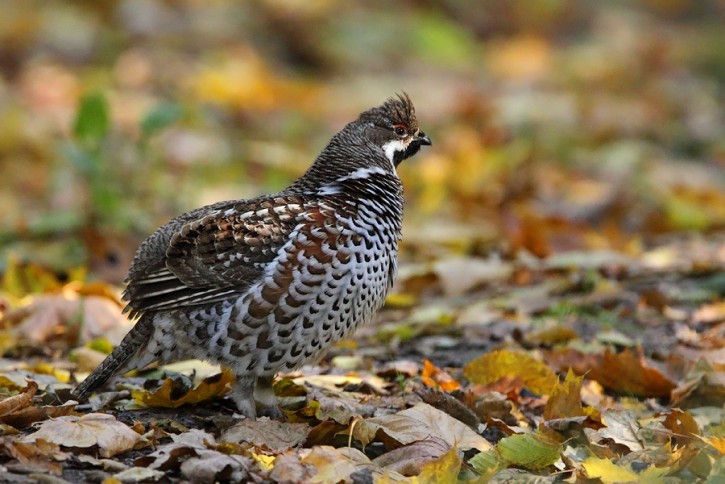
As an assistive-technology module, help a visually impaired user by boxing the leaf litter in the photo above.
[1,2,725,482]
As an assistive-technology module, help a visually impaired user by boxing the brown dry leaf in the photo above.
[20,413,141,458]
[351,402,491,451]
[0,380,37,417]
[268,452,316,483]
[420,359,460,392]
[543,369,585,421]
[372,437,451,477]
[131,368,234,408]
[414,385,481,430]
[0,401,77,429]
[221,419,309,451]
[661,409,699,447]
[301,446,372,483]
[464,350,558,395]
[4,439,69,476]
[310,391,378,425]
[589,347,676,398]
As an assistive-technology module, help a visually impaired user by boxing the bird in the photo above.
[72,93,431,418]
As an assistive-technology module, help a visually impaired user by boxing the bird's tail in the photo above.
[72,313,154,399]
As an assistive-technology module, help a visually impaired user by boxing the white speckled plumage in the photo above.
[73,93,431,418]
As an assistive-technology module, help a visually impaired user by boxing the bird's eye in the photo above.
[393,126,407,136]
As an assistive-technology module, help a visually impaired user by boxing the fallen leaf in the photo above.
[135,429,215,470]
[295,374,388,395]
[268,452,316,483]
[547,347,677,398]
[589,347,676,398]
[582,456,638,483]
[372,437,451,476]
[4,439,69,476]
[351,402,491,452]
[112,467,166,482]
[0,380,37,417]
[661,408,699,447]
[1,401,77,429]
[221,419,309,451]
[414,385,480,430]
[179,450,253,483]
[420,359,460,392]
[543,369,585,421]
[464,350,558,395]
[594,410,644,452]
[413,446,462,483]
[301,446,371,484]
[20,413,141,458]
[697,435,725,454]
[132,368,234,408]
[496,432,562,470]
[468,449,504,477]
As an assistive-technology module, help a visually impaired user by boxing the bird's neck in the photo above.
[286,130,397,194]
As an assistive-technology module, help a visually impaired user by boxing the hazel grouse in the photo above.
[73,93,431,418]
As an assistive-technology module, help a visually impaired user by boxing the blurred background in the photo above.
[1,0,724,285]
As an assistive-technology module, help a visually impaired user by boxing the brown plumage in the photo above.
[73,94,431,418]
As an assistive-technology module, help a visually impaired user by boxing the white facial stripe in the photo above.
[382,139,408,165]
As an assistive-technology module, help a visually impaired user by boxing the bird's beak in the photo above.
[417,131,432,146]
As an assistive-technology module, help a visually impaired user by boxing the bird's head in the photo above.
[357,92,432,167]
[293,93,431,191]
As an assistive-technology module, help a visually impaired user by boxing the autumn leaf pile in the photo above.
[1,1,724,482]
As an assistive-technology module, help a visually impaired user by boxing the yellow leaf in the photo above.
[384,293,417,308]
[132,368,234,408]
[697,435,725,454]
[252,452,276,470]
[31,363,70,383]
[414,447,461,484]
[582,456,638,483]
[543,369,585,421]
[464,350,558,395]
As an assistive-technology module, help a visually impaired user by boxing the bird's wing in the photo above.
[123,195,311,316]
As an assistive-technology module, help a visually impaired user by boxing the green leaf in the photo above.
[469,449,504,476]
[140,103,183,137]
[496,432,562,470]
[74,92,110,144]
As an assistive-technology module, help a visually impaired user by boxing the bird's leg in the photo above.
[255,375,283,419]
[230,376,257,419]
